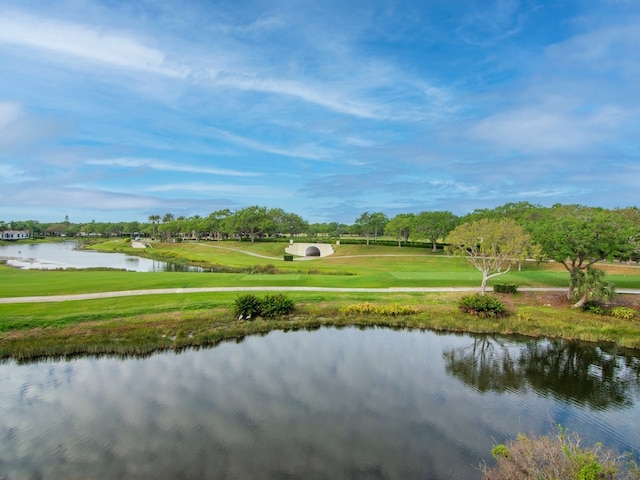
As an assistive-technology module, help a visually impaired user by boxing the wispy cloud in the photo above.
[0,164,34,183]
[469,104,627,152]
[143,182,289,199]
[1,2,638,223]
[0,9,454,122]
[0,11,185,78]
[210,128,332,160]
[86,158,261,177]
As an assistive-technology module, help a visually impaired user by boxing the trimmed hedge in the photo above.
[233,293,295,320]
[493,283,519,294]
[458,294,507,318]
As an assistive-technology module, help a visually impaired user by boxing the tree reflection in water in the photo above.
[443,336,640,410]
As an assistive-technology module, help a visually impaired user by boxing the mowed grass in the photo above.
[2,240,639,297]
[2,239,640,359]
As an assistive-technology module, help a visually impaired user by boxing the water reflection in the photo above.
[0,241,203,272]
[443,336,640,410]
[1,328,638,480]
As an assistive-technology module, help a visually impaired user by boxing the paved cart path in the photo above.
[2,286,640,304]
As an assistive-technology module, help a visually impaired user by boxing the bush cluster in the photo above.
[483,426,639,480]
[252,264,278,274]
[340,303,419,316]
[583,301,605,316]
[493,283,519,294]
[233,293,295,320]
[609,306,636,319]
[458,294,507,318]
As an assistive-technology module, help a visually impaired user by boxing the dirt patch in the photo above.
[497,291,640,311]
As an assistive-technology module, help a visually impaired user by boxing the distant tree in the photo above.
[529,205,635,300]
[385,213,415,247]
[446,218,536,295]
[231,205,272,242]
[282,212,309,238]
[148,215,160,238]
[204,209,232,240]
[327,222,349,238]
[354,211,389,245]
[162,213,174,223]
[414,211,459,252]
[269,209,308,238]
[125,221,141,237]
[613,207,640,262]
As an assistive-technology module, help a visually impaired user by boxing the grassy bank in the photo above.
[1,240,640,360]
[2,290,640,361]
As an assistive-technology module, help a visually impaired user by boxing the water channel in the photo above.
[0,241,201,272]
[1,328,639,480]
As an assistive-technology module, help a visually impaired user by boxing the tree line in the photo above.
[4,202,640,301]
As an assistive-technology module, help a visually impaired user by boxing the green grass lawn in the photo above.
[2,240,640,296]
[2,239,640,359]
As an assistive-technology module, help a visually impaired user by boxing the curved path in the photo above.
[3,287,640,304]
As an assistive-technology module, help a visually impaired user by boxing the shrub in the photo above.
[610,306,636,320]
[583,301,605,316]
[252,264,277,274]
[260,293,295,318]
[516,311,532,322]
[340,303,419,316]
[283,254,294,261]
[482,427,639,480]
[493,283,519,294]
[233,294,262,320]
[458,294,507,318]
[233,293,295,319]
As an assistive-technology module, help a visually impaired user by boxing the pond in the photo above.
[0,241,202,272]
[1,328,638,480]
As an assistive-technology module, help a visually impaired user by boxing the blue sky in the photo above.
[1,0,639,224]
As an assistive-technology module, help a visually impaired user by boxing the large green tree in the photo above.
[385,213,415,247]
[354,212,389,245]
[529,205,635,300]
[231,205,273,242]
[414,210,459,252]
[446,218,536,294]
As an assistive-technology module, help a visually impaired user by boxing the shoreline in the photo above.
[3,290,640,362]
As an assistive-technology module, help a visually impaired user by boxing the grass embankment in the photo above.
[1,239,640,360]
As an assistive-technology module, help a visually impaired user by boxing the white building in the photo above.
[1,230,30,240]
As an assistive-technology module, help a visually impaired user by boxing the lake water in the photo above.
[0,241,201,272]
[1,328,638,480]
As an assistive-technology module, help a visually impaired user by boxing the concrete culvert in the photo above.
[305,246,321,257]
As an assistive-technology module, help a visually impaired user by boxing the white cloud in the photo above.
[0,10,454,122]
[86,158,261,177]
[0,101,21,130]
[0,11,185,77]
[143,182,289,198]
[469,104,627,152]
[0,163,34,183]
[211,128,332,160]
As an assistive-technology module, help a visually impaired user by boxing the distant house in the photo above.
[1,230,30,240]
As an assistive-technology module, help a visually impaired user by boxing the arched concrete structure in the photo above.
[305,245,321,256]
[285,243,334,258]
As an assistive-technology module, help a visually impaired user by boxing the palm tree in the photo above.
[148,215,160,238]
[571,266,615,308]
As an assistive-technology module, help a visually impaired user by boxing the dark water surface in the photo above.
[0,241,201,272]
[1,328,638,479]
